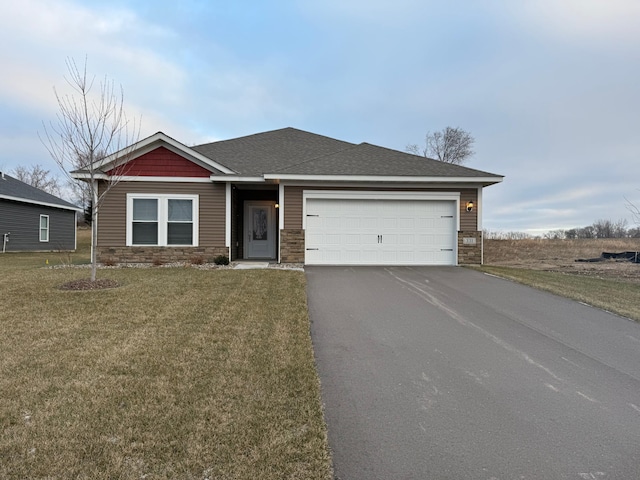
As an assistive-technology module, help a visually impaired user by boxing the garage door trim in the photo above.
[303,190,460,266]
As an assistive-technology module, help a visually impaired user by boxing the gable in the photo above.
[107,147,212,177]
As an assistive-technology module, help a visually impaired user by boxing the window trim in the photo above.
[39,215,49,242]
[126,194,199,247]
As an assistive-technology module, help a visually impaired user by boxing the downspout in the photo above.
[2,232,9,253]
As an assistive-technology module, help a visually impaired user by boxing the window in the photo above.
[39,215,49,242]
[127,194,198,246]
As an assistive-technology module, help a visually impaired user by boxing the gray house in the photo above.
[0,172,79,252]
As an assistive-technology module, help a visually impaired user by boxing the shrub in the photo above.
[213,255,229,266]
[102,257,117,267]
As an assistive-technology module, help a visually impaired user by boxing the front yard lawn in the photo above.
[0,262,332,479]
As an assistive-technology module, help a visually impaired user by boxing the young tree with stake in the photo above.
[41,58,140,282]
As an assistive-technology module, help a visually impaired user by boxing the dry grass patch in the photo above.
[0,265,332,479]
[480,237,640,320]
[476,266,640,321]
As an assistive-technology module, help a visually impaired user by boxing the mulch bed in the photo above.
[59,278,120,291]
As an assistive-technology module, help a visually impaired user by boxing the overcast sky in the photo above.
[1,0,639,234]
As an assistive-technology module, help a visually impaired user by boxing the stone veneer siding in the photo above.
[98,246,229,264]
[458,231,483,265]
[280,229,305,263]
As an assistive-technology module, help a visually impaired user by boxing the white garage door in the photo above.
[305,198,457,265]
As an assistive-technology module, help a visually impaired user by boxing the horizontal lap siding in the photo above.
[459,188,478,231]
[284,186,303,229]
[97,182,225,247]
[0,199,76,251]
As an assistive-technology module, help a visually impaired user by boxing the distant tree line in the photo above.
[485,218,640,240]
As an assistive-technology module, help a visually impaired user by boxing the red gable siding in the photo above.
[108,147,212,177]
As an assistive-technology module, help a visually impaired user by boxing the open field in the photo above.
[484,237,640,283]
[0,232,332,479]
[480,237,640,321]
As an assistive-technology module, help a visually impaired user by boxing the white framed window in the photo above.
[39,215,49,242]
[126,194,199,246]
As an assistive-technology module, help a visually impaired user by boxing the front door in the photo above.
[244,201,276,259]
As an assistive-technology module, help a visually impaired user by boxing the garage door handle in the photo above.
[306,248,319,251]
[441,248,454,251]
[307,214,319,217]
[441,215,454,218]
[378,235,382,243]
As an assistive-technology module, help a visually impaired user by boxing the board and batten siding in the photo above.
[0,199,76,251]
[283,186,478,231]
[97,181,226,247]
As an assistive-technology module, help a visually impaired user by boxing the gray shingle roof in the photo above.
[192,127,502,181]
[192,127,355,176]
[274,142,501,178]
[0,173,79,210]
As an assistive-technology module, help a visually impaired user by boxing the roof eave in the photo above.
[263,174,504,186]
[0,194,82,212]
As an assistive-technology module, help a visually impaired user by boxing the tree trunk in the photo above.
[90,185,98,282]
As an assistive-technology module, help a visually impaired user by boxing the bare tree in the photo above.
[626,195,640,226]
[40,57,139,282]
[11,164,62,197]
[407,126,475,165]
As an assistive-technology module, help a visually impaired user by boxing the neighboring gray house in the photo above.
[0,172,79,252]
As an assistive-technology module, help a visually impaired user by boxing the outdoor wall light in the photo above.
[275,203,280,209]
[466,200,474,212]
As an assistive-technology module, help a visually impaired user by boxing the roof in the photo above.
[273,142,500,178]
[194,128,502,185]
[192,127,356,177]
[70,127,503,186]
[0,173,80,211]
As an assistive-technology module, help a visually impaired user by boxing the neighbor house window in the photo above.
[39,215,49,242]
[127,194,198,246]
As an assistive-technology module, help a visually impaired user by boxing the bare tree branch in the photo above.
[407,126,475,165]
[11,164,61,197]
[40,57,140,281]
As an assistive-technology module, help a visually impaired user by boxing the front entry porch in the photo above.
[230,185,279,261]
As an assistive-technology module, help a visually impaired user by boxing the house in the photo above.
[71,128,503,265]
[0,172,79,252]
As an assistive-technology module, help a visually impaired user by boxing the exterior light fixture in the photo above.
[466,200,474,212]
[275,203,280,209]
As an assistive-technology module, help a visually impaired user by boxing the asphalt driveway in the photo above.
[306,266,640,480]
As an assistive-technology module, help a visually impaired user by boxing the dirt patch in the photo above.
[59,278,120,291]
[484,238,640,284]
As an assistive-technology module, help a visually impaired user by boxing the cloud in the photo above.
[506,0,640,48]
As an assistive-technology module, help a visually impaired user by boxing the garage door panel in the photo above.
[305,198,456,265]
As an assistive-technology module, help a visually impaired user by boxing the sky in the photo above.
[1,0,639,234]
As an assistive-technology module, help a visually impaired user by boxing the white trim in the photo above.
[267,174,502,184]
[476,187,483,231]
[225,183,231,248]
[71,173,212,183]
[211,175,266,182]
[0,194,82,212]
[126,193,199,247]
[39,215,49,242]
[477,187,483,264]
[92,132,236,174]
[278,183,284,264]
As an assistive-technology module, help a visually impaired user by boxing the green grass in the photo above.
[473,266,640,322]
[0,234,332,479]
